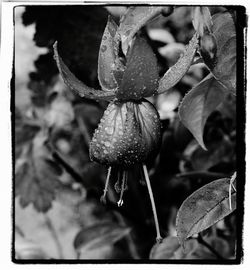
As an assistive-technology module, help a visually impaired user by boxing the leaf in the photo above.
[201,11,236,94]
[179,73,227,150]
[15,230,50,259]
[117,36,159,100]
[118,6,165,54]
[190,138,234,171]
[15,131,63,212]
[176,178,236,247]
[53,42,116,101]
[192,7,212,36]
[98,16,119,91]
[74,222,131,256]
[45,94,74,128]
[15,108,41,158]
[158,34,199,94]
[150,236,198,259]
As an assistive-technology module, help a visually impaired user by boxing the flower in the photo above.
[54,14,198,242]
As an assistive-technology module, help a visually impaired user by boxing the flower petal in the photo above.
[158,33,199,94]
[116,36,159,101]
[98,16,122,91]
[53,42,116,101]
[90,99,161,167]
[118,6,169,55]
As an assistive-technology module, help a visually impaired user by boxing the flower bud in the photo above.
[90,99,161,167]
[200,33,217,69]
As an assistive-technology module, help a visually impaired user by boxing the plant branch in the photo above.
[46,140,84,186]
[197,234,225,260]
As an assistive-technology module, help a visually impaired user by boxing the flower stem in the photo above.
[142,164,162,243]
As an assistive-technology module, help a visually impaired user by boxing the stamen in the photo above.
[117,170,127,207]
[143,164,162,243]
[114,170,121,193]
[100,166,112,204]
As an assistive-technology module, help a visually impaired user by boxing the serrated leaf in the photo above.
[158,34,199,94]
[98,16,119,91]
[202,11,236,94]
[15,132,63,212]
[53,42,116,101]
[74,222,131,254]
[179,73,227,150]
[116,36,159,100]
[118,6,164,54]
[176,178,236,247]
[150,236,198,259]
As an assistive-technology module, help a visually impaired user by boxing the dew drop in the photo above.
[105,126,113,135]
[101,45,107,53]
[104,141,111,147]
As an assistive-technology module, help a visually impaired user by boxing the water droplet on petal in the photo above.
[101,45,107,53]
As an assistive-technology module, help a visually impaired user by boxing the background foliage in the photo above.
[15,6,237,260]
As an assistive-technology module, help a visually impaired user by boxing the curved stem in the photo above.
[142,164,162,243]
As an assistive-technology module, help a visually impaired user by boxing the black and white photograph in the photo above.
[0,0,247,265]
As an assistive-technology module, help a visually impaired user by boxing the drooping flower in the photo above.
[54,13,198,242]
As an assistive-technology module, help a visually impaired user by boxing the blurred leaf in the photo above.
[98,16,119,91]
[15,108,41,157]
[158,34,199,94]
[117,36,159,100]
[45,94,74,128]
[157,90,181,120]
[15,131,63,212]
[192,7,212,36]
[179,73,227,150]
[118,6,167,54]
[190,138,234,171]
[196,235,232,259]
[15,227,50,259]
[150,236,198,259]
[201,11,236,94]
[148,28,175,44]
[74,222,131,258]
[176,178,236,247]
[158,43,185,66]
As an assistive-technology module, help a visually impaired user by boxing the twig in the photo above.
[46,139,84,186]
[197,234,225,260]
[44,214,64,259]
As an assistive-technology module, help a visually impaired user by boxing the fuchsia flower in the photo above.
[54,15,198,242]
